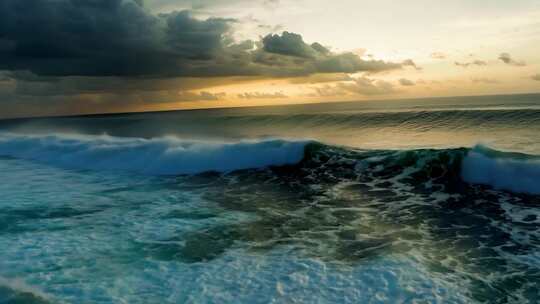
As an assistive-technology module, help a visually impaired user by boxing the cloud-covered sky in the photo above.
[1,0,539,118]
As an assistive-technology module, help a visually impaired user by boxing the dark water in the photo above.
[0,94,539,303]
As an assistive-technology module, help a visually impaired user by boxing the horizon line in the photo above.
[2,91,539,121]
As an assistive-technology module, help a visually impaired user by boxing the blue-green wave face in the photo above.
[0,95,539,303]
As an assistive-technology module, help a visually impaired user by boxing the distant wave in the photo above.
[2,108,539,141]
[0,133,308,175]
[201,109,540,132]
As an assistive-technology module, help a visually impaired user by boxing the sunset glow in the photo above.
[1,0,539,118]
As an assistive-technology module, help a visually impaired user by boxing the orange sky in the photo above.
[1,0,539,118]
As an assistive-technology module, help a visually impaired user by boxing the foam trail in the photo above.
[461,145,540,195]
[0,133,308,175]
[0,276,54,303]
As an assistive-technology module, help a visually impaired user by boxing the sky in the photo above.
[0,0,539,118]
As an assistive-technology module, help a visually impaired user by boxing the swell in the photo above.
[1,108,539,139]
[0,132,539,195]
[222,109,540,130]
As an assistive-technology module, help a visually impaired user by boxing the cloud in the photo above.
[177,91,226,101]
[0,1,408,79]
[0,71,13,82]
[257,32,409,75]
[0,0,421,117]
[312,76,396,97]
[312,85,348,97]
[339,77,396,95]
[237,91,287,99]
[454,60,487,68]
[262,32,328,58]
[498,53,526,66]
[430,52,447,59]
[5,71,246,97]
[398,78,415,86]
[532,74,540,81]
[0,1,232,77]
[288,73,352,84]
[147,0,278,12]
[401,59,421,70]
[471,77,499,84]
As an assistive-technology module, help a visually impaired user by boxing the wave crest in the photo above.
[0,133,309,175]
[1,133,538,195]
[461,145,540,195]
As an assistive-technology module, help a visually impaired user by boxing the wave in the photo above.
[218,109,540,130]
[356,145,540,195]
[2,108,539,142]
[0,132,538,195]
[0,133,308,175]
[461,145,540,195]
[303,143,540,196]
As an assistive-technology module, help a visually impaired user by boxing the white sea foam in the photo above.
[461,145,540,195]
[0,133,308,175]
[0,276,55,303]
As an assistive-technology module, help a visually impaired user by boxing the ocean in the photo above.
[0,93,539,303]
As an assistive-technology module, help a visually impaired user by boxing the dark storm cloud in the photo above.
[262,32,328,58]
[0,0,233,77]
[147,0,280,12]
[498,53,526,66]
[7,72,249,97]
[0,1,411,78]
[0,0,422,118]
[0,71,13,82]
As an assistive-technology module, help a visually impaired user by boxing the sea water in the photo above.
[0,94,539,303]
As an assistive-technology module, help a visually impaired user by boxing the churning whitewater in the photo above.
[0,133,308,175]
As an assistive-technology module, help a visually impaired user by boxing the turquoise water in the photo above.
[0,156,472,303]
[0,94,539,303]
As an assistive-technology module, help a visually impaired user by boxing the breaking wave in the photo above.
[0,133,308,175]
[461,145,540,195]
[0,133,538,195]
